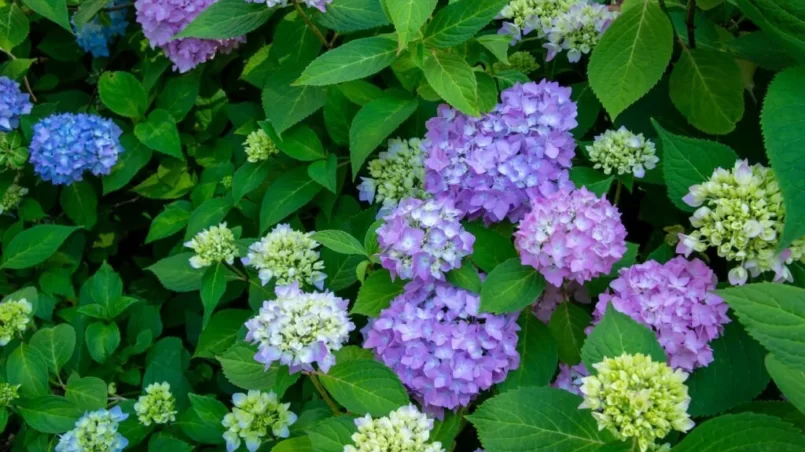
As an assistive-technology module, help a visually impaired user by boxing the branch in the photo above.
[0,49,37,103]
[292,1,331,49]
[307,372,342,415]
[67,2,133,12]
[686,0,696,48]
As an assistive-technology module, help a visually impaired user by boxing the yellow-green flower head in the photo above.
[579,353,694,452]
[243,129,278,163]
[345,404,446,452]
[222,390,297,452]
[0,183,28,215]
[0,382,20,405]
[184,222,239,269]
[0,298,32,345]
[493,51,540,74]
[678,159,805,285]
[586,126,658,178]
[357,138,429,215]
[221,175,233,189]
[243,223,326,289]
[133,382,177,426]
[499,0,576,38]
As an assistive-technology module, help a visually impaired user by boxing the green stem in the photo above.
[613,180,623,205]
[685,0,697,48]
[308,373,341,415]
[293,1,330,49]
[226,263,249,281]
[0,49,36,102]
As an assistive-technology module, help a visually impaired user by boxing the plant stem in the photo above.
[685,0,696,48]
[308,373,341,415]
[614,180,623,205]
[225,262,249,281]
[293,1,331,49]
[0,49,37,103]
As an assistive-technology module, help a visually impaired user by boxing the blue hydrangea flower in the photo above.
[0,76,33,133]
[56,406,129,452]
[72,0,129,58]
[29,113,124,185]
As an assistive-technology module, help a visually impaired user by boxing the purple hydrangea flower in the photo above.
[591,257,730,371]
[245,0,332,13]
[135,0,246,73]
[0,76,32,132]
[422,81,577,223]
[552,363,588,396]
[29,113,123,185]
[532,281,589,323]
[515,187,627,286]
[71,0,129,58]
[377,197,474,282]
[363,280,520,415]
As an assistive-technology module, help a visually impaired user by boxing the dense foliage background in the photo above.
[1,0,805,450]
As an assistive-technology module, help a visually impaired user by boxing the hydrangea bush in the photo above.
[0,0,803,450]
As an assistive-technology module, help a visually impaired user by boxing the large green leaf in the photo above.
[307,416,357,452]
[423,0,510,48]
[65,375,107,410]
[581,304,667,372]
[549,302,592,365]
[673,413,805,451]
[194,309,252,358]
[276,125,327,162]
[147,253,204,292]
[761,67,805,250]
[146,202,191,244]
[259,166,322,232]
[17,396,83,434]
[176,0,274,39]
[1,225,79,270]
[156,72,203,122]
[387,0,438,51]
[732,0,805,64]
[480,258,546,314]
[296,37,398,86]
[7,344,49,397]
[184,196,233,240]
[464,222,517,273]
[99,71,147,119]
[352,269,405,317]
[0,5,29,52]
[30,324,76,375]
[313,230,366,256]
[59,181,98,228]
[318,359,409,416]
[262,65,327,135]
[103,133,153,194]
[85,322,121,363]
[588,0,673,119]
[200,263,230,327]
[423,51,479,116]
[766,354,805,416]
[218,343,299,396]
[134,109,184,160]
[349,92,417,177]
[22,0,69,32]
[232,161,271,202]
[498,313,558,392]
[317,0,390,32]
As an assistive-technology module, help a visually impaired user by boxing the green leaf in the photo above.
[0,5,29,52]
[274,437,313,452]
[22,0,70,32]
[71,0,106,30]
[200,263,229,328]
[307,416,357,452]
[147,253,204,292]
[176,0,274,39]
[732,0,805,64]
[588,0,673,119]
[445,261,483,293]
[7,344,49,397]
[317,0,390,32]
[103,133,153,194]
[90,262,123,314]
[717,283,805,372]
[766,354,805,416]
[480,258,546,314]
[65,375,107,410]
[581,304,667,372]
[352,269,406,317]
[296,37,398,86]
[30,324,76,374]
[59,181,98,228]
[477,34,511,64]
[278,125,327,162]
[570,167,614,197]
[156,72,203,122]
[99,71,147,119]
[669,49,744,135]
[148,434,192,452]
[654,119,738,211]
[218,343,299,396]
[260,166,323,232]
[262,67,327,135]
[549,303,591,365]
[349,91,418,177]
[194,309,252,358]
[686,321,770,417]
[387,0,438,51]
[143,338,191,410]
[318,359,409,416]
[0,57,34,80]
[17,396,83,434]
[177,394,228,444]
[233,161,271,202]
[184,196,233,240]
[423,51,479,116]
[146,202,192,244]
[672,413,805,451]
[423,0,510,48]
[468,387,615,451]
[499,313,558,392]
[85,322,120,363]
[761,67,805,251]
[465,222,518,273]
[134,109,184,160]
[728,31,798,71]
[1,225,79,270]
[308,154,338,194]
[313,230,367,256]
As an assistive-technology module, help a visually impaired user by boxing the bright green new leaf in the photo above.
[0,5,29,51]
[423,0,511,48]
[581,304,667,372]
[146,202,192,244]
[423,51,479,116]
[445,261,483,294]
[277,125,327,161]
[218,343,299,396]
[296,37,398,86]
[308,154,338,194]
[349,91,417,177]
[147,253,204,292]
[22,0,70,32]
[176,0,274,39]
[317,0,390,32]
[1,225,79,270]
[387,0,438,51]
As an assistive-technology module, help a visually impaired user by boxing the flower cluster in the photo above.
[553,363,587,396]
[0,183,28,215]
[243,129,278,163]
[515,187,627,286]
[422,81,577,223]
[185,222,238,269]
[678,160,805,285]
[580,353,694,452]
[0,76,32,133]
[0,298,32,346]
[492,51,540,74]
[358,138,429,215]
[243,224,326,289]
[245,283,354,373]
[543,1,618,62]
[134,382,177,426]
[377,197,474,282]
[364,280,520,414]
[135,0,246,72]
[247,0,332,12]
[498,0,576,42]
[222,390,297,452]
[29,113,123,185]
[56,407,129,452]
[0,382,19,406]
[592,257,729,371]
[586,126,658,178]
[71,0,129,58]
[532,281,589,323]
[345,404,445,452]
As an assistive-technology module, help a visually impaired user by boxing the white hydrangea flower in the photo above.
[134,382,177,426]
[243,128,278,163]
[184,222,238,269]
[222,390,297,452]
[242,224,326,289]
[344,404,446,452]
[499,0,577,39]
[56,406,129,452]
[357,138,429,216]
[544,1,618,62]
[586,126,658,178]
[0,298,32,346]
[0,183,27,214]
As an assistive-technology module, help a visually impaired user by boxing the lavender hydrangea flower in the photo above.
[377,197,475,282]
[0,76,32,133]
[552,363,587,396]
[422,81,577,223]
[29,113,123,185]
[591,257,730,371]
[543,1,617,63]
[245,0,332,13]
[71,0,129,58]
[532,281,589,323]
[515,187,627,286]
[363,280,520,415]
[135,0,246,73]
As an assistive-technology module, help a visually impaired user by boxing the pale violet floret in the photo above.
[56,406,129,452]
[244,0,332,13]
[243,128,278,163]
[222,390,297,452]
[586,126,658,178]
[184,222,239,269]
[245,283,354,373]
[242,224,326,289]
[344,404,446,452]
[357,138,429,216]
[0,184,27,215]
[543,1,618,62]
[0,298,32,346]
[133,382,177,426]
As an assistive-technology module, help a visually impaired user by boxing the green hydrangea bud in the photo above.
[244,224,326,289]
[357,138,429,213]
[586,126,658,178]
[0,183,28,215]
[345,404,445,452]
[493,51,540,74]
[0,132,28,170]
[580,353,694,452]
[0,298,32,346]
[184,222,239,269]
[0,383,20,406]
[500,0,576,37]
[133,382,177,426]
[221,175,233,189]
[222,390,297,452]
[243,129,278,163]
